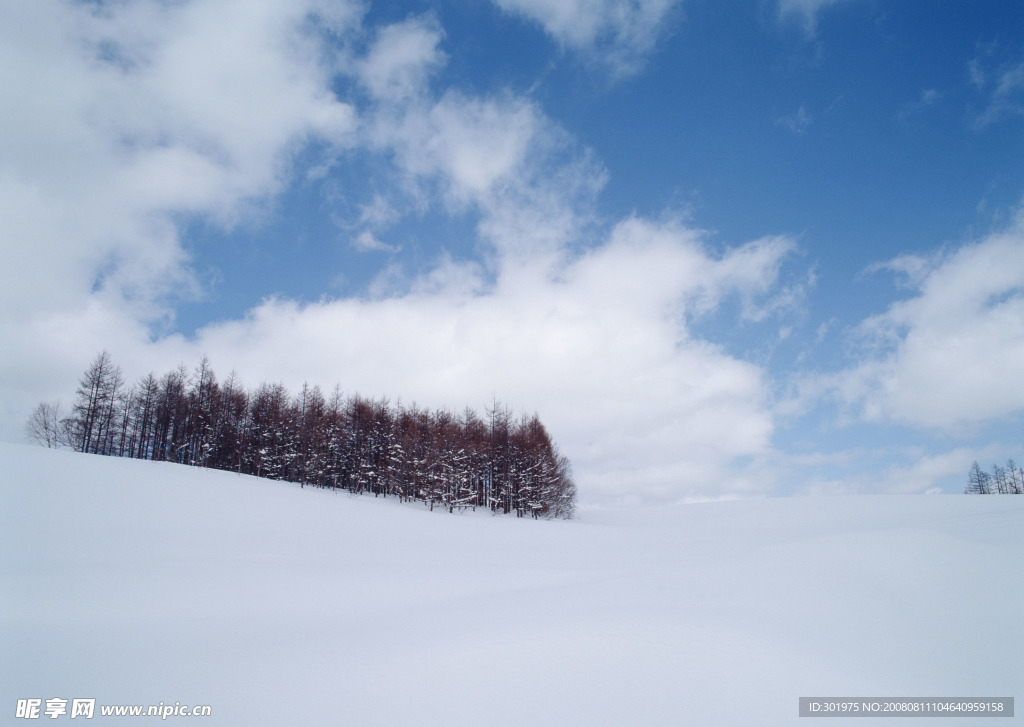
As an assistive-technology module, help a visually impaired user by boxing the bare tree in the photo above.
[129,373,160,460]
[25,400,65,448]
[993,464,1011,494]
[68,351,122,453]
[1007,459,1024,495]
[965,461,992,494]
[966,460,1024,495]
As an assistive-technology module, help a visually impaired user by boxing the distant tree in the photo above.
[1007,459,1024,495]
[322,385,346,489]
[965,461,992,494]
[211,370,248,473]
[390,404,418,502]
[97,364,125,456]
[247,382,291,480]
[461,406,487,510]
[965,459,1023,495]
[992,463,1010,494]
[129,373,160,460]
[68,351,123,454]
[487,399,512,514]
[185,356,219,467]
[114,382,134,457]
[25,400,65,448]
[152,365,188,462]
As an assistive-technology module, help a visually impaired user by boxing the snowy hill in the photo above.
[2,443,1021,725]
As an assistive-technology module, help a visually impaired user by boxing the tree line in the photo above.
[964,459,1024,495]
[26,352,576,518]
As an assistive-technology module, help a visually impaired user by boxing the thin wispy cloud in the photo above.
[776,0,850,36]
[351,230,399,253]
[775,106,814,134]
[897,88,943,122]
[969,50,1024,128]
[491,0,680,79]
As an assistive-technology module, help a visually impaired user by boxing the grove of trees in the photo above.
[964,459,1024,495]
[27,352,576,519]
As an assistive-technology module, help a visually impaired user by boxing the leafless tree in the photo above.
[965,461,991,494]
[25,400,65,448]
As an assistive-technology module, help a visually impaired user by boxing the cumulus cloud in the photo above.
[829,213,1024,429]
[490,0,679,78]
[0,0,359,315]
[349,11,597,253]
[364,82,605,261]
[350,15,604,262]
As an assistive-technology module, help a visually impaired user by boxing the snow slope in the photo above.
[2,443,1021,725]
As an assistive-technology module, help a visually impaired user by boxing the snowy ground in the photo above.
[2,443,1021,725]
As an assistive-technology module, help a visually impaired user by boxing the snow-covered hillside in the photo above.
[2,444,1021,725]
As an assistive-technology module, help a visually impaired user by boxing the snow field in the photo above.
[2,443,1021,725]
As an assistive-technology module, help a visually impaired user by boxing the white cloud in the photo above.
[352,13,605,258]
[775,106,813,134]
[897,88,943,123]
[792,446,984,496]
[866,253,935,289]
[830,213,1024,429]
[420,95,540,201]
[969,58,986,89]
[0,0,359,317]
[357,193,401,228]
[491,0,679,78]
[374,91,543,203]
[364,84,605,262]
[352,230,398,253]
[969,52,1024,128]
[994,62,1024,99]
[776,0,848,36]
[356,15,446,102]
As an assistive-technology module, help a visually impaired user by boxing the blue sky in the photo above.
[2,0,1023,504]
